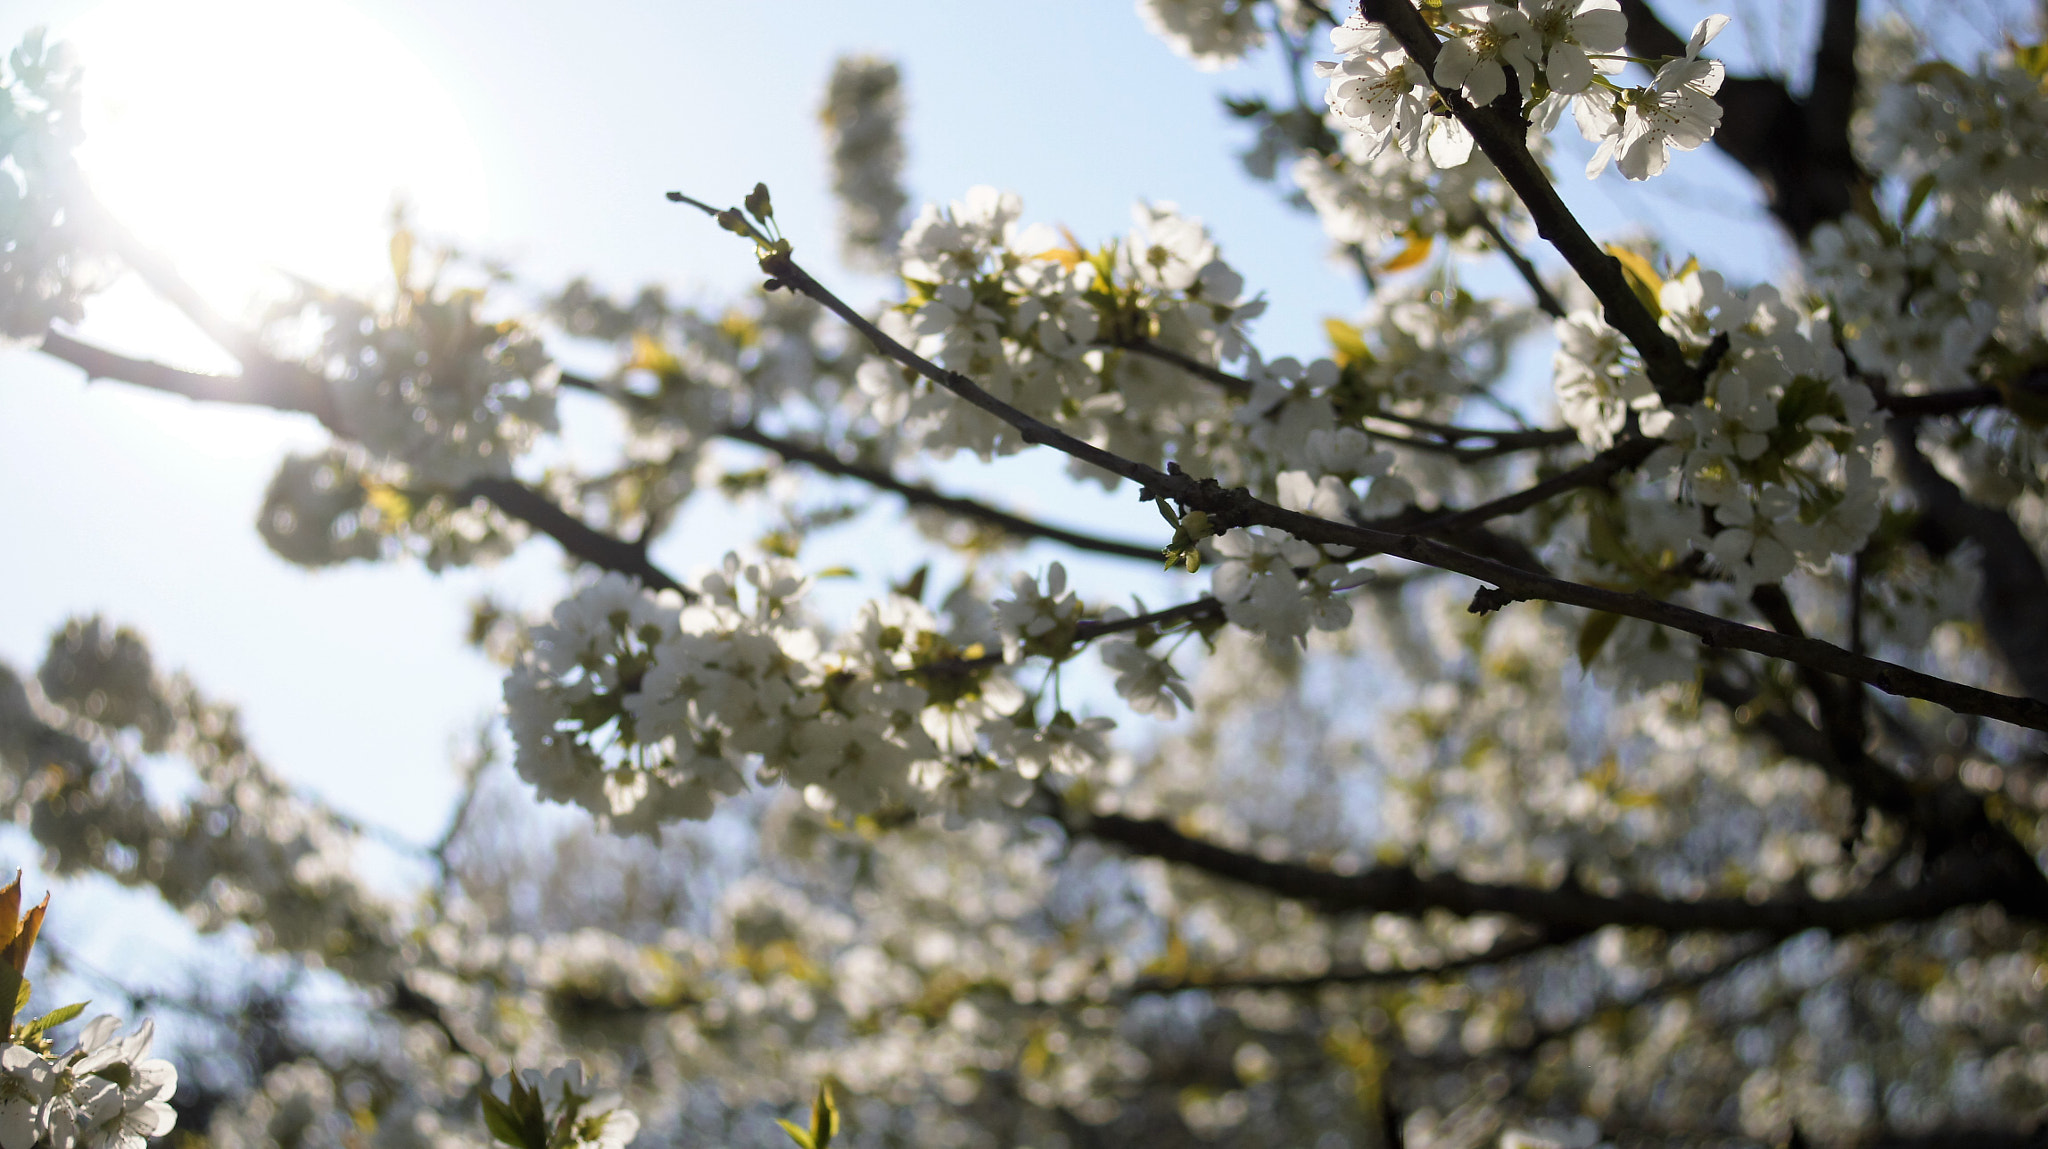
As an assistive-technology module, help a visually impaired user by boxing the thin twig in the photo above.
[1470,210,1567,320]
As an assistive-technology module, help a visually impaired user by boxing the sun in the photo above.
[62,0,491,320]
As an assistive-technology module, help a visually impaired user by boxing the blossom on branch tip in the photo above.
[1584,14,1729,180]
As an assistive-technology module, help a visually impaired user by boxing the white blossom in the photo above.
[821,56,908,271]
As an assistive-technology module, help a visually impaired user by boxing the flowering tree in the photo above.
[4,1,2048,1146]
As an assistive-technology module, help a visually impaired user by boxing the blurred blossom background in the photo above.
[2,0,2041,1144]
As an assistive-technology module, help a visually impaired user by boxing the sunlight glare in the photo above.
[63,0,491,319]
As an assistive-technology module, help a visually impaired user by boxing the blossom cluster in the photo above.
[1647,269,1885,589]
[1292,127,1524,259]
[1317,4,1731,182]
[1806,44,2048,397]
[0,27,101,340]
[1134,0,1268,71]
[299,273,560,491]
[0,1017,177,1149]
[857,188,1261,472]
[505,563,1077,828]
[1552,267,1885,594]
[820,57,908,272]
[2,619,401,980]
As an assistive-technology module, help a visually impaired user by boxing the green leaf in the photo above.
[810,1083,839,1149]
[776,1119,815,1149]
[1903,173,1939,228]
[15,1000,85,1042]
[480,1090,528,1149]
[1577,611,1623,669]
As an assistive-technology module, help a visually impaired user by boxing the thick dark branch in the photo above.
[32,334,689,595]
[458,478,687,595]
[1891,422,2048,702]
[1076,596,1221,642]
[39,329,335,427]
[1076,806,2025,931]
[1807,0,1863,177]
[1700,665,2048,920]
[1110,327,1585,461]
[1881,387,2004,419]
[1358,0,1701,404]
[1109,337,1251,399]
[718,423,1161,562]
[1406,434,1657,537]
[81,199,345,427]
[756,248,2048,731]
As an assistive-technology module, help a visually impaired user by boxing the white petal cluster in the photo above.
[820,56,908,272]
[1805,48,2048,395]
[255,445,519,572]
[992,563,1082,664]
[2,624,399,977]
[1644,270,1885,589]
[1134,0,1265,71]
[306,282,559,490]
[1210,528,1356,648]
[861,189,1260,472]
[1319,7,1731,182]
[0,1018,176,1149]
[0,29,102,340]
[1097,633,1194,717]
[505,561,1117,827]
[1552,311,1665,449]
[1292,128,1521,258]
[1316,18,1460,165]
[1576,16,1728,180]
[1432,1,1626,108]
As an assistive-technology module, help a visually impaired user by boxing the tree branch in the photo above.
[1890,421,2048,702]
[718,422,1162,562]
[1358,0,1702,405]
[1074,805,2035,930]
[555,371,1165,563]
[754,246,2048,732]
[1748,584,1903,816]
[31,333,690,595]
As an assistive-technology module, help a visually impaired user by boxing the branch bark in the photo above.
[759,247,2048,732]
[555,371,1165,563]
[1358,0,1702,405]
[1891,422,2048,702]
[1075,805,2039,930]
[32,333,690,595]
